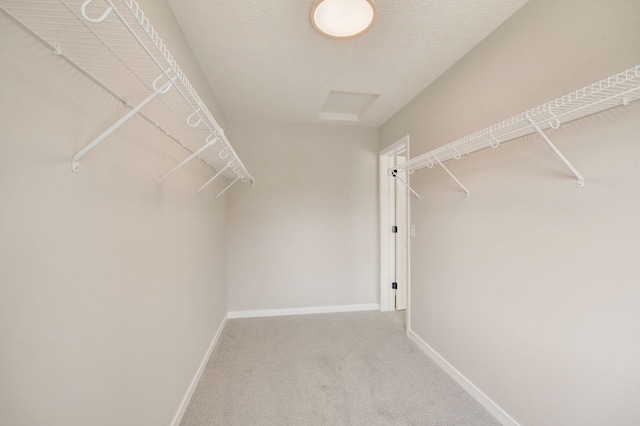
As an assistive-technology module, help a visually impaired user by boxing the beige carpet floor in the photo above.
[180,310,500,425]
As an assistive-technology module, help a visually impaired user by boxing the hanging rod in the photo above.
[394,65,640,185]
[0,0,254,190]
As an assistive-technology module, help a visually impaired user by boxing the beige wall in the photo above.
[380,0,640,424]
[0,1,231,424]
[226,121,379,313]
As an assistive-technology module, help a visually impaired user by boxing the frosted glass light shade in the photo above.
[310,0,375,39]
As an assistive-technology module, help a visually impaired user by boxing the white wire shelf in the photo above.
[394,65,640,192]
[0,0,254,194]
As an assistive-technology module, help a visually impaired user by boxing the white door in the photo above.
[394,155,408,311]
[379,137,410,313]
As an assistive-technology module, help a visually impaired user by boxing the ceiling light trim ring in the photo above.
[310,0,376,39]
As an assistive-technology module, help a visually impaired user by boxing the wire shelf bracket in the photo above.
[393,65,640,195]
[390,170,421,200]
[216,177,239,199]
[197,163,230,195]
[434,156,470,197]
[0,0,255,192]
[527,117,585,187]
[72,74,175,172]
[158,133,217,186]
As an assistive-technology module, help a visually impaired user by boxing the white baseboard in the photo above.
[171,313,228,426]
[228,303,380,319]
[408,330,519,426]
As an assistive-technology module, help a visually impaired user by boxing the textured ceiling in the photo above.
[167,0,529,127]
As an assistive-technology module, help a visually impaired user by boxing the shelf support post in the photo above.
[434,156,470,197]
[72,76,175,172]
[527,117,585,187]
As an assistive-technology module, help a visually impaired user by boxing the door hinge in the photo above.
[392,282,398,289]
[391,226,398,233]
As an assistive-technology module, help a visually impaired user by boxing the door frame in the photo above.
[379,136,411,328]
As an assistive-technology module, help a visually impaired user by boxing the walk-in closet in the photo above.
[2,0,639,425]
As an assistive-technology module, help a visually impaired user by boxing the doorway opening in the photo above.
[379,136,411,331]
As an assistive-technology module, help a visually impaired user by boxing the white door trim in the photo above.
[379,136,411,323]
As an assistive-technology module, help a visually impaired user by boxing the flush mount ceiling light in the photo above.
[310,0,376,39]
